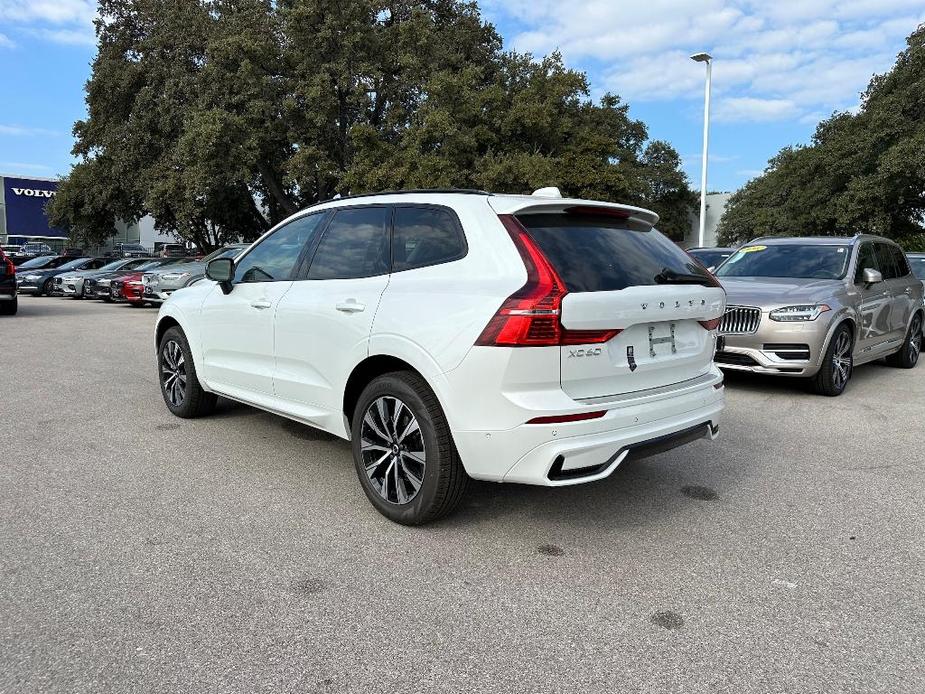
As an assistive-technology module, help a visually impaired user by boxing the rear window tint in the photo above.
[392,206,466,272]
[516,212,711,292]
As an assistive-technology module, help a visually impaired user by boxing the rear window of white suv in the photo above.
[517,211,714,292]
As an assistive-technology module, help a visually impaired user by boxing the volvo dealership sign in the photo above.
[2,176,66,239]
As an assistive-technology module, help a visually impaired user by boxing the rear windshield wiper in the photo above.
[654,268,713,286]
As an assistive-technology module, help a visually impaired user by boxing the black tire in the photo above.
[41,279,54,296]
[0,297,16,315]
[351,371,467,525]
[811,323,853,396]
[885,313,922,369]
[157,326,217,418]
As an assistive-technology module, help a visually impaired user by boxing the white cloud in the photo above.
[0,31,13,48]
[0,0,95,46]
[484,0,925,124]
[0,123,62,137]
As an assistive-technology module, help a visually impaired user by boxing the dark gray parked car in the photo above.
[715,235,923,396]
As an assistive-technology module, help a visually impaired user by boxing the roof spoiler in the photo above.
[489,197,659,232]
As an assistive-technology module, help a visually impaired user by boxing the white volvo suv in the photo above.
[155,189,726,524]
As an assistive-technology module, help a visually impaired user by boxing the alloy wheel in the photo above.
[160,340,187,407]
[909,316,922,365]
[831,330,852,391]
[360,396,426,505]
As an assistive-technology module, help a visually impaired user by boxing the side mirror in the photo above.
[861,268,883,285]
[206,257,234,293]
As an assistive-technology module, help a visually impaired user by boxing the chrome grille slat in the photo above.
[720,305,761,335]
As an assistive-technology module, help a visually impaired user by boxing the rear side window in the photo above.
[890,245,910,277]
[910,256,925,280]
[392,206,466,272]
[875,243,899,280]
[308,207,390,280]
[516,212,713,292]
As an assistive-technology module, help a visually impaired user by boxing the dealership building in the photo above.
[0,173,173,251]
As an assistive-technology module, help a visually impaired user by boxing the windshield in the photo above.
[716,244,850,280]
[19,255,73,270]
[202,246,245,263]
[18,256,55,269]
[689,249,732,269]
[58,258,91,271]
[99,259,131,271]
[909,256,925,280]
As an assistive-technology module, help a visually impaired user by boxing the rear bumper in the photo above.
[451,374,724,485]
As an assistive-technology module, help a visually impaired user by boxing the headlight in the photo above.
[769,304,831,321]
[161,272,190,282]
[26,274,41,281]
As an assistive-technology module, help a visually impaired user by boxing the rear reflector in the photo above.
[527,410,607,425]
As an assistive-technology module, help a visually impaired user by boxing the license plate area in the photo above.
[648,323,677,358]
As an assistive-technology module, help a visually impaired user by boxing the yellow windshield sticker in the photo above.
[738,245,767,253]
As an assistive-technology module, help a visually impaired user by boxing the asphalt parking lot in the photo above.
[1,297,923,693]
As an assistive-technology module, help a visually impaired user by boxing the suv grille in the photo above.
[720,306,761,334]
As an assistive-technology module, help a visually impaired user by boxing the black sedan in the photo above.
[17,257,110,296]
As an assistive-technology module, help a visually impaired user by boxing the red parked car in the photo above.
[109,272,149,306]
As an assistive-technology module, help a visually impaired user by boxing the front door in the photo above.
[198,213,327,398]
[853,242,892,356]
[273,206,392,431]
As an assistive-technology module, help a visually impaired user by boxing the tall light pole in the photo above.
[691,52,712,248]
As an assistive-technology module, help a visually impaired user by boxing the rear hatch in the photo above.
[513,208,725,400]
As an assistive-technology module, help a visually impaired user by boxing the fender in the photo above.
[365,333,458,428]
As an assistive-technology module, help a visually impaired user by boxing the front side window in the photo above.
[392,206,466,272]
[854,243,879,283]
[308,207,390,280]
[718,244,850,280]
[234,214,325,283]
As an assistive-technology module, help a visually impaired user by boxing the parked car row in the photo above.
[1,243,248,313]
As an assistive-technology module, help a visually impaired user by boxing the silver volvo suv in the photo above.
[713,235,923,396]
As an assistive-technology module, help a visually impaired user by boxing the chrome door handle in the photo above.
[336,300,365,313]
[250,300,272,310]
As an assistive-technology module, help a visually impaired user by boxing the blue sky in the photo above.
[1,1,923,192]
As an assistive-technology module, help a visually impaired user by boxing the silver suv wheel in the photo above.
[360,396,426,505]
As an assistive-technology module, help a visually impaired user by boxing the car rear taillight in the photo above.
[475,215,621,347]
[2,257,13,277]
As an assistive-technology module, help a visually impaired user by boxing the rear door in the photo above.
[887,244,918,337]
[515,211,725,400]
[874,242,905,343]
[273,206,392,424]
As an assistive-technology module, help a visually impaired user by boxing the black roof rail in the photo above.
[315,188,492,206]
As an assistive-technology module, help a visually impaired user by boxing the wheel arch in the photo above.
[343,354,427,428]
[155,315,181,348]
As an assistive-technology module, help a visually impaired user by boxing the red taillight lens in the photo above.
[698,318,721,331]
[527,410,607,425]
[476,215,621,347]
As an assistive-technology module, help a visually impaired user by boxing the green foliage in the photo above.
[718,24,925,250]
[50,0,696,248]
